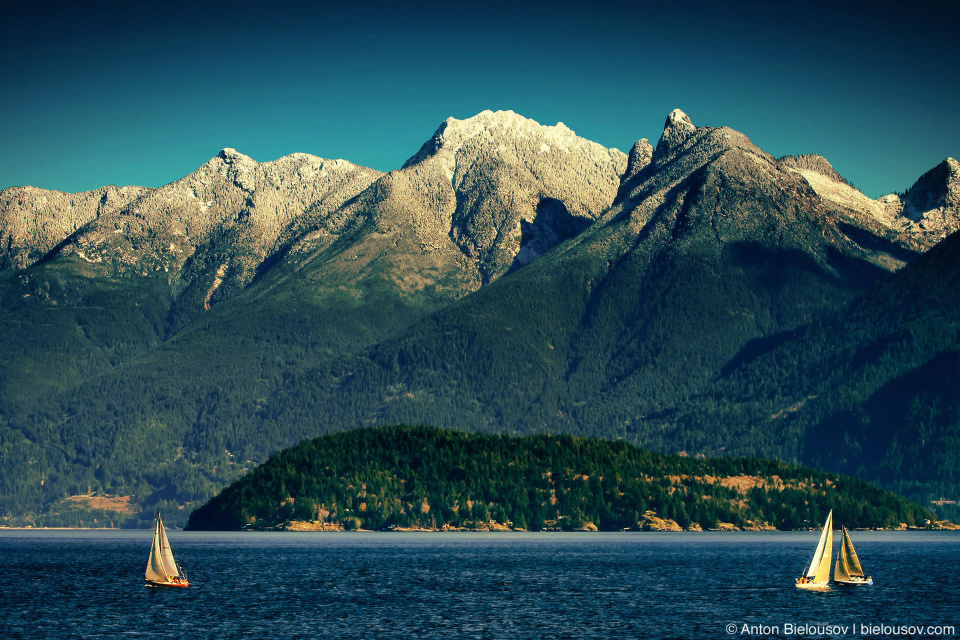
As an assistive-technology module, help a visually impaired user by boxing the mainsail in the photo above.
[159,520,180,578]
[804,510,833,583]
[835,526,864,581]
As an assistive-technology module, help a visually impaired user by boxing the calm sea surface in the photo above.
[1,530,957,639]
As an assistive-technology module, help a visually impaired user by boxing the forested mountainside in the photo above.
[0,110,956,527]
[642,229,960,521]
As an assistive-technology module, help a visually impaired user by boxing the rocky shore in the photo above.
[259,511,956,533]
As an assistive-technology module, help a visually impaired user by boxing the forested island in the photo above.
[186,426,935,532]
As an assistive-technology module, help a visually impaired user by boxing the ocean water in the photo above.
[1,530,957,639]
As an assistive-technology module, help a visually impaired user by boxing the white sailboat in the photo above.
[834,526,873,586]
[145,514,189,588]
[796,510,832,589]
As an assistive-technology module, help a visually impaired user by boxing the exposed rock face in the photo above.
[780,154,891,222]
[639,510,683,531]
[0,108,953,324]
[0,184,150,269]
[606,109,880,287]
[624,138,654,182]
[655,108,697,156]
[399,110,627,283]
[893,157,960,243]
[614,138,654,204]
[285,110,628,303]
[0,151,382,321]
[780,154,960,259]
[778,154,850,185]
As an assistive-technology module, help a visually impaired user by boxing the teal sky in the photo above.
[2,0,958,198]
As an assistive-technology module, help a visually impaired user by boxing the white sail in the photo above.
[145,517,170,583]
[805,510,833,579]
[814,515,833,584]
[158,518,180,578]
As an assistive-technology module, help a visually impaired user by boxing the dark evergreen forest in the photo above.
[186,426,932,532]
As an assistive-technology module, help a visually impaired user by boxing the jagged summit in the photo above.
[218,147,252,162]
[402,110,627,193]
[664,107,695,128]
[402,110,599,170]
[655,108,697,156]
[886,156,960,243]
[646,108,769,171]
[451,109,576,137]
[612,138,654,206]
[582,105,899,305]
[903,157,960,210]
[775,152,959,254]
[624,138,654,182]
[0,184,152,269]
[297,109,628,292]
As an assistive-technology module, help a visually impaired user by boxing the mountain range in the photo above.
[1,109,957,527]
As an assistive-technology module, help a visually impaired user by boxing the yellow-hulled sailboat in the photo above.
[796,510,832,589]
[145,514,189,588]
[834,526,873,586]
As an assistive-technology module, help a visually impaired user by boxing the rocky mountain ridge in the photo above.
[277,110,629,310]
[1,150,383,332]
[0,108,958,527]
[780,154,960,260]
[325,109,928,443]
[3,109,957,311]
[1,111,629,322]
[0,184,152,270]
[550,109,897,350]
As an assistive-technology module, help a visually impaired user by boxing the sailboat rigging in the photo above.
[834,526,873,586]
[796,510,833,589]
[144,514,189,588]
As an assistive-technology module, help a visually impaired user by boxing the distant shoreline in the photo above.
[3,526,957,532]
[0,526,123,531]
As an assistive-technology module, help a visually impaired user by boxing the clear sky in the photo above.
[2,0,958,198]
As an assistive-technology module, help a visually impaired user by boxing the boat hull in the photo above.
[145,578,189,588]
[834,576,873,586]
[795,580,831,590]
